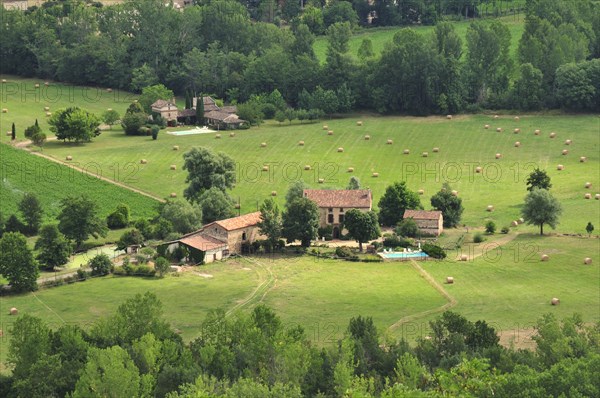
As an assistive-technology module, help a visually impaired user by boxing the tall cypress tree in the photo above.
[11,123,16,140]
[34,119,39,128]
[185,90,191,109]
[196,95,204,125]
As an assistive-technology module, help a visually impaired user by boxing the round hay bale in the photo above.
[44,82,49,86]
[495,153,502,159]
[447,115,453,120]
[372,172,379,178]
[557,164,564,170]
[323,125,328,130]
[328,130,334,135]
[262,166,269,172]
[45,112,51,117]
[585,182,592,188]
[337,147,344,153]
[1,79,6,83]
[106,88,113,93]
[215,134,221,139]
[0,330,2,337]
[271,191,277,196]
[2,108,7,113]
[5,131,11,136]
[551,298,560,306]
[403,149,410,154]
[364,135,370,140]
[304,165,311,170]
[511,220,519,227]
[318,178,325,184]
[476,166,483,174]
[357,121,363,126]
[562,149,568,155]
[170,193,177,198]
[173,145,179,151]
[549,132,556,138]
[170,164,177,170]
[493,115,499,119]
[541,254,549,262]
[418,189,424,195]
[460,254,468,261]
[514,141,521,147]
[140,159,147,164]
[298,140,304,146]
[496,127,502,132]
[260,142,267,147]
[107,108,112,111]
[234,203,241,209]
[534,129,541,135]
[387,139,393,145]
[433,147,439,153]
[9,308,18,315]
[584,193,592,199]
[518,218,524,224]
[347,167,354,172]
[486,205,494,212]
[565,139,572,145]
[596,194,600,200]
[514,116,520,122]
[484,124,490,129]
[446,276,454,284]
[584,257,592,265]
[34,83,40,88]
[230,132,235,137]
[422,152,428,157]
[514,128,520,134]
[580,156,587,163]
[66,156,72,161]
[44,106,50,111]
[451,190,458,197]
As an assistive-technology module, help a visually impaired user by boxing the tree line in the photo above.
[0,0,598,116]
[1,292,598,397]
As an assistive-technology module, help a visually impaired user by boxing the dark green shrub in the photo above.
[318,225,333,240]
[473,233,485,243]
[485,221,496,234]
[383,235,411,248]
[501,226,509,234]
[151,125,159,140]
[422,243,446,259]
[396,218,419,237]
[89,253,112,276]
[335,246,353,258]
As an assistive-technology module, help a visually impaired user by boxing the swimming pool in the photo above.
[379,251,429,260]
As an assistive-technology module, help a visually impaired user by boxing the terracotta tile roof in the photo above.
[177,108,196,118]
[403,210,443,220]
[221,106,238,114]
[179,234,227,251]
[303,189,372,208]
[209,211,262,231]
[151,99,177,109]
[204,110,245,124]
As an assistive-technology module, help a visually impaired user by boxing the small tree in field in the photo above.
[154,257,170,277]
[521,188,562,235]
[11,122,16,140]
[102,109,121,129]
[89,254,112,276]
[485,221,496,234]
[586,222,594,237]
[526,168,552,191]
[35,224,72,271]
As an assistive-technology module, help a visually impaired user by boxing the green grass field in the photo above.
[313,14,525,63]
[1,234,598,368]
[0,144,160,221]
[28,110,600,234]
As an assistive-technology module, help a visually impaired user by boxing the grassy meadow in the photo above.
[1,234,598,368]
[313,14,526,63]
[27,110,600,234]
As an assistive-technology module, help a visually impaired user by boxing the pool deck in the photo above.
[378,251,430,261]
[168,127,218,136]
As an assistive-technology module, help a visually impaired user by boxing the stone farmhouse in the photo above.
[2,0,28,10]
[403,210,444,236]
[151,96,245,129]
[160,212,264,264]
[303,189,373,239]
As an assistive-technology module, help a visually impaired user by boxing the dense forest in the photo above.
[1,292,598,397]
[0,0,598,115]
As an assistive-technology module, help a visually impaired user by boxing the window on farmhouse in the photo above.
[328,214,334,224]
[242,232,247,240]
[339,214,344,224]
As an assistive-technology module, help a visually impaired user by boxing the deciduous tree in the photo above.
[378,182,421,226]
[257,198,283,249]
[57,195,108,248]
[49,107,101,143]
[283,197,319,247]
[430,184,464,228]
[35,224,72,271]
[18,192,43,235]
[0,232,39,292]
[183,147,236,202]
[521,188,562,235]
[344,210,380,252]
[526,168,552,191]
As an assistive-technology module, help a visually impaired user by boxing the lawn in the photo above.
[31,110,600,234]
[313,14,525,63]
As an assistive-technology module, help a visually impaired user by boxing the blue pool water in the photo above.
[379,251,428,260]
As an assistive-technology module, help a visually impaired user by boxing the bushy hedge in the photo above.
[422,243,446,259]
